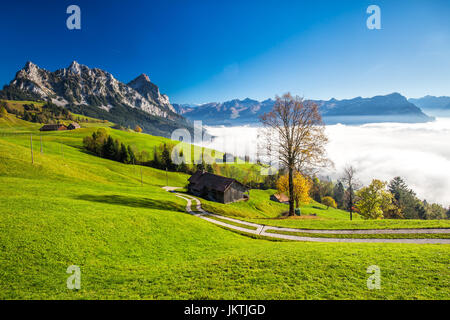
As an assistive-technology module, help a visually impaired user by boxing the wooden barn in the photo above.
[39,124,67,131]
[67,122,81,130]
[188,171,249,204]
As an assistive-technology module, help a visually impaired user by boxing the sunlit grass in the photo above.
[0,117,449,300]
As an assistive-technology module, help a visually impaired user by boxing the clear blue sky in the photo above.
[0,0,449,104]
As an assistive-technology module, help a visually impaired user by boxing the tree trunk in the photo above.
[349,186,353,220]
[288,165,294,216]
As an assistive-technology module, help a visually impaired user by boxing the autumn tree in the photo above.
[321,196,337,210]
[356,179,393,219]
[342,165,360,220]
[260,93,329,215]
[134,125,143,133]
[277,171,312,209]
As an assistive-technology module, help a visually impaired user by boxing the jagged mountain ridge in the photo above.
[0,61,193,137]
[2,61,176,119]
[174,93,434,125]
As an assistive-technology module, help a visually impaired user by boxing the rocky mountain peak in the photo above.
[24,61,38,70]
[136,73,151,83]
[67,60,90,75]
[3,61,178,118]
[128,74,175,113]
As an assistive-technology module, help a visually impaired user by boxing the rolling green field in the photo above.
[0,112,449,300]
[199,189,358,219]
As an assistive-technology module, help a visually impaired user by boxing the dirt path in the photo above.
[166,189,450,244]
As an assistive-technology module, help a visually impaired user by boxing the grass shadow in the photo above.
[76,194,185,212]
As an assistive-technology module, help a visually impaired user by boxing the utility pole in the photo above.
[40,136,43,154]
[30,134,34,164]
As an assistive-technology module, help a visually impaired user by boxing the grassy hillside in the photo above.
[0,114,449,300]
[197,188,355,219]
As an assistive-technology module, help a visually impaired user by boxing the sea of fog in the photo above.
[201,118,450,207]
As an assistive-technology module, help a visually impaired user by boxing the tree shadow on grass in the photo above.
[76,194,185,212]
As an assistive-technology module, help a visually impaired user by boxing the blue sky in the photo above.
[0,0,449,103]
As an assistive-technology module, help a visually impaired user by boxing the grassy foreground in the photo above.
[0,114,449,300]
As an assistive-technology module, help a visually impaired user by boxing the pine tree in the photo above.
[152,146,160,169]
[161,143,173,170]
[333,181,345,209]
[120,143,130,163]
[127,145,136,164]
[388,176,422,219]
[102,136,116,160]
[177,161,188,173]
[112,139,119,161]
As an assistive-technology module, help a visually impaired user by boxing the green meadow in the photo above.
[0,112,449,300]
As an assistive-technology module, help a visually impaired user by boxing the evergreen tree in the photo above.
[388,176,422,219]
[113,139,121,161]
[152,146,160,169]
[177,161,188,173]
[23,111,32,121]
[127,145,136,164]
[161,143,173,170]
[102,136,116,160]
[333,181,345,209]
[311,177,322,203]
[120,143,130,163]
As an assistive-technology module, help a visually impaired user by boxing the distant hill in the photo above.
[408,96,450,117]
[174,93,434,126]
[409,96,450,110]
[0,61,192,137]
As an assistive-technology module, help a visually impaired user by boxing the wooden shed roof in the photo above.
[188,171,248,192]
[39,124,67,131]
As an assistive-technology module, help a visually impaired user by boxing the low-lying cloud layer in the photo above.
[203,118,450,207]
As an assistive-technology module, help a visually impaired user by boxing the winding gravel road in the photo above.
[163,187,450,244]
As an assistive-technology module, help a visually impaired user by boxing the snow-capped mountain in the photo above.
[3,61,177,119]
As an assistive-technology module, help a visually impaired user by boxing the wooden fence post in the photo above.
[30,134,34,164]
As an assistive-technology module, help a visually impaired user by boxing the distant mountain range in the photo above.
[408,96,450,117]
[0,61,191,137]
[0,61,440,133]
[174,93,434,126]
